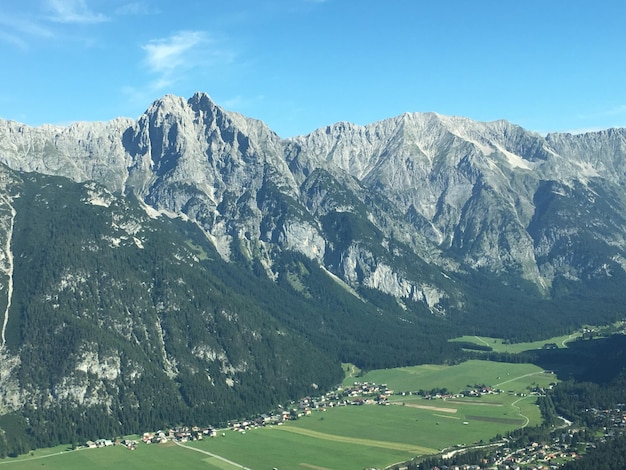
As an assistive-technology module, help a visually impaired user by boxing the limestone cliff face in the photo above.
[1,93,626,314]
[0,117,133,191]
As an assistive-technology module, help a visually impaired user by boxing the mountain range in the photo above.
[0,92,625,450]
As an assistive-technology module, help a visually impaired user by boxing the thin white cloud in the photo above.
[0,13,56,48]
[140,30,224,92]
[45,0,109,24]
[115,2,158,16]
[0,31,28,49]
[143,31,208,74]
[0,16,55,38]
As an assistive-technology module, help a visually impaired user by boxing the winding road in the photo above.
[561,333,578,348]
[510,396,531,428]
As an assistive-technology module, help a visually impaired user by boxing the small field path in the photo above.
[493,371,544,388]
[0,448,85,465]
[399,403,457,413]
[174,441,251,469]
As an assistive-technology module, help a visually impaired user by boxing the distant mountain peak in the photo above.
[188,90,217,108]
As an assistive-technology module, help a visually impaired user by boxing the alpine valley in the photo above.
[0,92,626,453]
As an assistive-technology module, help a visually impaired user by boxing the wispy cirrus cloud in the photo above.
[45,0,109,24]
[0,31,27,49]
[115,2,159,16]
[0,14,56,48]
[141,30,234,91]
[142,31,209,76]
[1,1,157,50]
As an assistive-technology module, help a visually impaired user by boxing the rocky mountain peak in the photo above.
[1,92,626,314]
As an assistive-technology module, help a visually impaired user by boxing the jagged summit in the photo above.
[0,92,625,305]
[188,90,219,110]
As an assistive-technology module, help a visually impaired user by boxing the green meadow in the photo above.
[1,360,556,470]
[0,443,223,470]
[345,359,555,393]
[449,333,581,353]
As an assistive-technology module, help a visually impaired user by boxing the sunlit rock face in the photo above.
[1,93,626,315]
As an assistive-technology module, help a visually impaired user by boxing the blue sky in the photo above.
[1,0,625,137]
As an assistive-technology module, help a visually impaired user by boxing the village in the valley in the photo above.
[78,377,626,469]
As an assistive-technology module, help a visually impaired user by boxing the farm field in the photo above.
[0,442,226,470]
[449,332,581,353]
[1,360,556,470]
[391,393,543,429]
[344,360,556,394]
[190,420,423,470]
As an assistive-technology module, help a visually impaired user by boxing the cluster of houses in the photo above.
[343,381,507,402]
[84,426,222,450]
[585,404,626,431]
[85,438,113,449]
[490,438,582,469]
[418,437,584,470]
[231,411,305,432]
[425,408,626,470]
[231,384,400,431]
[341,381,395,405]
[428,465,484,470]
[142,426,220,443]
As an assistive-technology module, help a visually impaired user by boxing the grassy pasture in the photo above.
[449,333,581,353]
[0,442,225,470]
[189,422,421,470]
[285,402,526,449]
[345,360,553,393]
